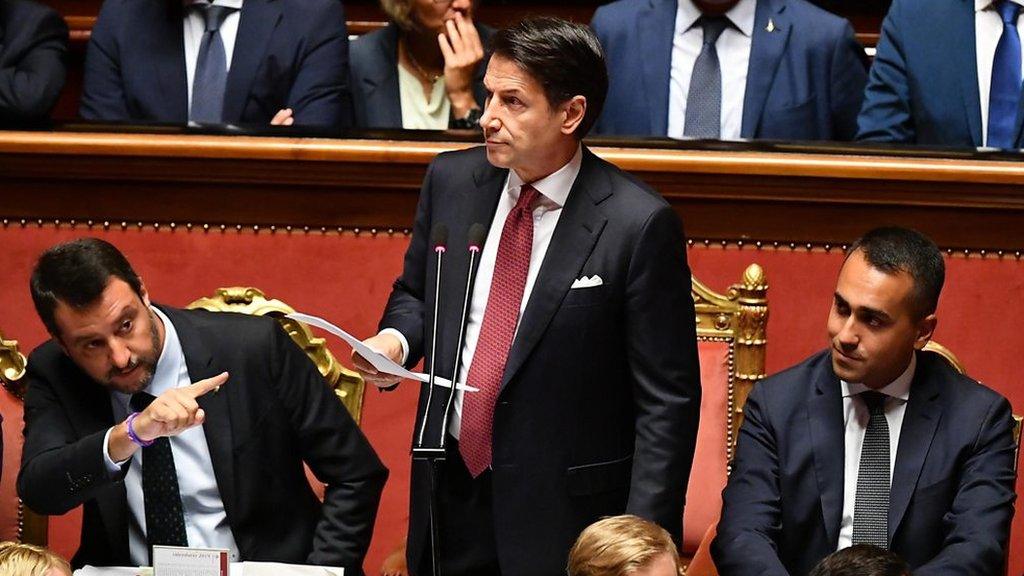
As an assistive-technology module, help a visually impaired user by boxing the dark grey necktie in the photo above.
[684,16,731,138]
[852,391,891,549]
[190,4,237,123]
[130,392,189,561]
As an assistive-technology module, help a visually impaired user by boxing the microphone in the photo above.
[439,223,488,448]
[416,224,448,449]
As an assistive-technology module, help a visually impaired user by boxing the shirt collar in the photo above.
[841,352,916,402]
[679,0,757,38]
[506,145,583,209]
[977,0,1024,12]
[184,0,244,9]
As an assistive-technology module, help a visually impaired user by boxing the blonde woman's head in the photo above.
[0,542,72,576]
[567,515,682,576]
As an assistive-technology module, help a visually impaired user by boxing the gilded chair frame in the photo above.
[0,329,49,546]
[691,264,769,461]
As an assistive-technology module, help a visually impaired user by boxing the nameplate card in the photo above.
[152,546,229,576]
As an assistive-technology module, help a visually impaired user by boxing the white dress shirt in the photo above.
[384,146,583,443]
[103,306,239,565]
[183,0,244,117]
[975,0,1024,146]
[667,0,756,140]
[836,353,916,551]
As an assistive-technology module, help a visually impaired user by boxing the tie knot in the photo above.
[860,391,887,415]
[515,184,540,213]
[997,0,1021,25]
[699,15,731,46]
[130,391,157,412]
[196,4,237,32]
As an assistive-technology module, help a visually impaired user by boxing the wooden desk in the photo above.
[1,131,1022,251]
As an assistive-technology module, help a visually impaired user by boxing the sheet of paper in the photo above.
[286,312,476,392]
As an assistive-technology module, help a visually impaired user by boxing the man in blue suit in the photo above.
[80,0,353,128]
[590,0,867,140]
[713,227,1017,576]
[857,0,1024,149]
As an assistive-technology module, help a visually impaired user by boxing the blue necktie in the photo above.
[684,16,731,138]
[988,0,1021,148]
[190,4,237,124]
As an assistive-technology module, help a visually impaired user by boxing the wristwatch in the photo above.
[450,107,482,130]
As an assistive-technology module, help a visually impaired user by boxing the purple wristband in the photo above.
[125,412,154,447]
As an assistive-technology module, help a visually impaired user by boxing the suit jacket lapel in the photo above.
[639,0,677,135]
[742,0,790,138]
[808,362,845,548]
[158,306,237,522]
[952,0,983,146]
[362,25,403,128]
[223,0,282,123]
[499,150,609,392]
[145,1,187,121]
[889,352,943,540]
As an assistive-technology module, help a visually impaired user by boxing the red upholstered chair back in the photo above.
[682,265,768,557]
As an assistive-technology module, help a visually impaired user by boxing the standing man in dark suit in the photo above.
[590,0,867,141]
[353,17,702,575]
[18,238,387,571]
[80,0,353,128]
[713,227,1017,575]
[0,0,67,125]
[857,0,1024,149]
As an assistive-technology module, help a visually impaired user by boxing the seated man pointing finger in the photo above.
[18,238,387,573]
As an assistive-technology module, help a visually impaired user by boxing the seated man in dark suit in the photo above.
[80,0,353,128]
[18,238,387,571]
[590,0,867,141]
[0,0,67,125]
[713,226,1017,576]
[857,0,1024,148]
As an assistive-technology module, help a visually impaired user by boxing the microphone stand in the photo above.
[412,224,448,576]
[411,224,486,576]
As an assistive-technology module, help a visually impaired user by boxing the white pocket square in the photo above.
[571,275,604,289]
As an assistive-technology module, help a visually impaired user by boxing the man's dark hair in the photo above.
[846,227,945,320]
[489,16,608,139]
[809,544,911,576]
[30,238,144,337]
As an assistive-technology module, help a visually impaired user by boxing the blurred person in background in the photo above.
[0,0,67,126]
[350,0,492,130]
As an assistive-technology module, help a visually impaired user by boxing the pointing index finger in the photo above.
[187,371,229,399]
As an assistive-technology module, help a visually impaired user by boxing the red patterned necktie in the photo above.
[460,184,540,477]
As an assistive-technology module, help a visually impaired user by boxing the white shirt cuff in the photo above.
[378,328,410,366]
[102,426,131,474]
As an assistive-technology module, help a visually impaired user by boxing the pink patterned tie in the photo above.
[460,184,540,477]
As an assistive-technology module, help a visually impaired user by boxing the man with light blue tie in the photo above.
[590,0,868,140]
[858,0,1024,149]
[80,0,354,128]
